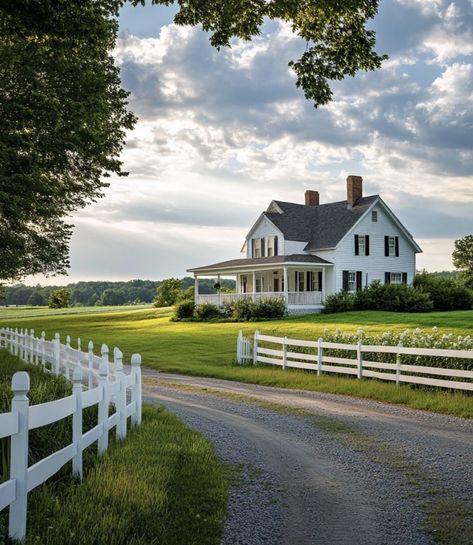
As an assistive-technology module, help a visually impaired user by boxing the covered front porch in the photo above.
[188,255,333,313]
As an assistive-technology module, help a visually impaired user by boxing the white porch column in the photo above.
[217,274,221,306]
[236,274,240,294]
[194,276,199,305]
[252,271,256,301]
[283,266,288,304]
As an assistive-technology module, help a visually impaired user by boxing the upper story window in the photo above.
[384,235,399,257]
[267,236,278,257]
[253,238,262,258]
[372,210,378,222]
[355,234,369,256]
[252,236,278,257]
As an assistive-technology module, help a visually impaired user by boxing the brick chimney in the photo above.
[346,175,363,207]
[305,190,319,207]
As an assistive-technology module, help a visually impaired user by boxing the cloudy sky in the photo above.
[32,0,473,284]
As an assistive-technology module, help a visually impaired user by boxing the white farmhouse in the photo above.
[188,176,422,313]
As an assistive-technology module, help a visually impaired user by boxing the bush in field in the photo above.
[355,282,433,312]
[323,290,356,313]
[414,272,473,311]
[173,300,196,320]
[48,288,71,309]
[194,303,221,321]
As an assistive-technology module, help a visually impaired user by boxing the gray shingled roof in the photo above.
[265,195,379,250]
[188,254,333,272]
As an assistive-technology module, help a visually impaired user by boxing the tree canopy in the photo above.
[453,235,473,289]
[1,0,386,281]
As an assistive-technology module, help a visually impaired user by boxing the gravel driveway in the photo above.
[142,371,473,545]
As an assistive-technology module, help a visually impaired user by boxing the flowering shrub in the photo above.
[318,327,473,370]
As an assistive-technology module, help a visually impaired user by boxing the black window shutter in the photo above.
[402,272,408,284]
[384,236,389,257]
[251,239,254,258]
[274,236,278,256]
[395,236,399,257]
[354,235,359,256]
[342,270,349,291]
[306,271,312,291]
[295,271,298,291]
[261,238,265,257]
[385,272,391,284]
[356,271,362,291]
[365,235,370,256]
[318,271,323,291]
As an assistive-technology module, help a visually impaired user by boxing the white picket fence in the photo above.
[0,327,142,542]
[236,330,473,391]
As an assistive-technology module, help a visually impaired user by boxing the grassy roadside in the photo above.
[1,307,473,418]
[0,352,228,545]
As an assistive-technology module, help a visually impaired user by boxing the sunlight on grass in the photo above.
[2,307,473,417]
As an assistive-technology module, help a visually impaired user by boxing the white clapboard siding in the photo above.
[237,330,473,392]
[0,327,143,542]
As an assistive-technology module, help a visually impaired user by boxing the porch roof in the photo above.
[188,253,333,275]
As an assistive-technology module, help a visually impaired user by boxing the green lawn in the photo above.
[2,307,473,417]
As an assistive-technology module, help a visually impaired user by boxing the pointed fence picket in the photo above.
[237,330,473,391]
[0,327,142,542]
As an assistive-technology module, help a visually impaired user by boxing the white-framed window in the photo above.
[359,235,366,255]
[388,236,396,257]
[255,276,264,292]
[390,272,402,284]
[347,271,356,293]
[267,236,275,257]
[372,210,378,222]
[295,271,304,292]
[307,271,320,292]
[253,238,262,258]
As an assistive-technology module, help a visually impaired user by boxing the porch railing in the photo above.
[196,291,323,306]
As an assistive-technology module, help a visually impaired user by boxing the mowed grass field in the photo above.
[2,306,473,416]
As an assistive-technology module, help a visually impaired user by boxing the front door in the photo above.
[273,278,279,292]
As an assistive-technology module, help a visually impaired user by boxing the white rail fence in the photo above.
[0,327,142,542]
[236,330,473,391]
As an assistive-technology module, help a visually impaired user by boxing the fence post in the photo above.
[317,337,323,376]
[40,332,46,369]
[98,344,109,455]
[87,341,94,389]
[131,354,142,428]
[253,330,259,365]
[9,372,30,542]
[396,342,402,385]
[33,330,39,365]
[282,336,287,370]
[30,329,35,364]
[72,365,83,479]
[114,348,127,441]
[14,328,19,357]
[237,331,242,364]
[357,339,363,379]
[54,333,61,375]
[64,336,72,380]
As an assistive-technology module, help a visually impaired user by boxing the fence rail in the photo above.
[0,327,142,542]
[236,330,473,391]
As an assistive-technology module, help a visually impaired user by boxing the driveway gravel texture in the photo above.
[142,370,473,545]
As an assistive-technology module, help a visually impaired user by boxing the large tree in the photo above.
[453,235,473,289]
[1,0,386,281]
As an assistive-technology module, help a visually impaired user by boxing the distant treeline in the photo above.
[2,278,236,307]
